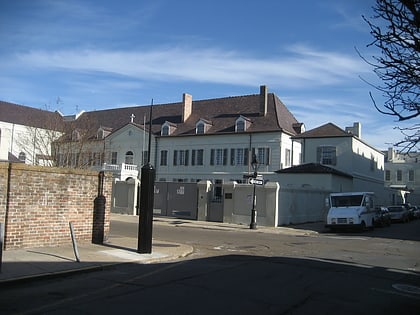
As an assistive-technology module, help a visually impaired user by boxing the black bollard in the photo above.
[137,162,155,253]
[92,171,106,244]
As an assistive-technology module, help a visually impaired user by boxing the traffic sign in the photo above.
[249,178,264,185]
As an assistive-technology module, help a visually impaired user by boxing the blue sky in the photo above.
[0,0,409,150]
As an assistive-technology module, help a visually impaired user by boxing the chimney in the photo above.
[182,93,192,122]
[345,122,361,138]
[259,85,268,116]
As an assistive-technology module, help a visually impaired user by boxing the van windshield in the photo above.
[331,195,363,207]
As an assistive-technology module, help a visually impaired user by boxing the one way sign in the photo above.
[249,178,264,185]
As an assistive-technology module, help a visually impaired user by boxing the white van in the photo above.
[325,192,376,231]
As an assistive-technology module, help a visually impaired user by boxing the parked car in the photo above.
[374,206,391,227]
[387,205,410,223]
[408,206,420,220]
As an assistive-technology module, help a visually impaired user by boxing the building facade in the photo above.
[383,148,420,205]
[290,122,388,203]
[0,101,63,165]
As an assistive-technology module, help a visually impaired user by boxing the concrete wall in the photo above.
[278,187,330,225]
[111,178,139,215]
[0,162,112,250]
[222,182,279,227]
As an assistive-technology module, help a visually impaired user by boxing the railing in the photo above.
[102,163,139,172]
[101,163,139,180]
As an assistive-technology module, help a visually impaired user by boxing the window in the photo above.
[285,149,291,167]
[191,149,204,166]
[236,120,245,132]
[317,146,336,165]
[173,150,189,166]
[230,148,248,165]
[210,148,227,165]
[160,150,168,166]
[71,130,80,141]
[196,123,205,134]
[125,151,134,164]
[197,149,204,165]
[409,170,414,182]
[385,170,391,181]
[111,152,117,164]
[254,147,270,165]
[397,170,402,181]
[161,125,169,136]
[18,152,26,162]
[235,116,250,132]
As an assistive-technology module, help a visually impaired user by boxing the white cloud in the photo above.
[14,45,367,89]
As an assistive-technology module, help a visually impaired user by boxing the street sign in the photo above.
[249,178,264,185]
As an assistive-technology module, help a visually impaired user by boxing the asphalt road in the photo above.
[1,218,419,314]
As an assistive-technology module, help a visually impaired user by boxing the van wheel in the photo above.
[359,221,366,232]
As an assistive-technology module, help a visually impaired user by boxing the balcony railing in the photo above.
[102,163,139,180]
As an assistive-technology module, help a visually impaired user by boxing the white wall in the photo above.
[156,131,301,183]
[0,121,61,165]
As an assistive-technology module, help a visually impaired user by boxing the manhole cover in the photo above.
[392,283,420,295]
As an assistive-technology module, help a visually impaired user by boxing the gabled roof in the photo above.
[275,163,353,178]
[0,101,64,130]
[292,122,351,139]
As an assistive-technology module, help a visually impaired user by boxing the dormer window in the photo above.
[97,127,111,139]
[235,116,251,132]
[72,130,81,141]
[236,120,245,132]
[196,122,205,134]
[195,119,212,134]
[161,121,176,136]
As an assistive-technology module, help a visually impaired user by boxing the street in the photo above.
[1,217,419,314]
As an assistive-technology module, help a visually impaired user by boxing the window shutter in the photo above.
[231,149,235,165]
[191,150,196,166]
[265,148,270,165]
[223,149,228,165]
[331,147,337,165]
[244,148,249,165]
[173,150,178,166]
[210,149,215,165]
[185,150,189,166]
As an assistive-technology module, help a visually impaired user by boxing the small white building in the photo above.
[0,101,63,165]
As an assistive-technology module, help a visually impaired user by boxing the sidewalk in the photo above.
[0,214,321,285]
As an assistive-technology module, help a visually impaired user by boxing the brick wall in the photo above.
[0,162,112,250]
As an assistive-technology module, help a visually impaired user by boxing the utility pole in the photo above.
[137,100,155,254]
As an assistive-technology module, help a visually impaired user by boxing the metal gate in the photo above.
[154,182,198,220]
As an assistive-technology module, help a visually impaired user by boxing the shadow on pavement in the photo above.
[0,254,419,314]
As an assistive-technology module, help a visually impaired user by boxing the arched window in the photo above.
[236,120,245,132]
[161,125,169,136]
[125,151,134,164]
[196,122,205,134]
[19,152,26,162]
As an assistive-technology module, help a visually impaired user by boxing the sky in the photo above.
[0,0,412,150]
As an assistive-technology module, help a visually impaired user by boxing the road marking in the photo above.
[325,236,369,241]
[371,287,420,300]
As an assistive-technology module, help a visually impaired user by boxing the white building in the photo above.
[58,86,304,194]
[0,101,63,165]
[383,148,420,205]
[278,122,389,203]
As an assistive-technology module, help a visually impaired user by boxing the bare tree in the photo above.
[360,0,419,152]
[53,115,107,169]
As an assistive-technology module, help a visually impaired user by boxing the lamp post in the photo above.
[250,154,259,230]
